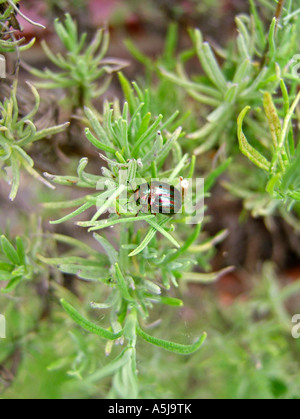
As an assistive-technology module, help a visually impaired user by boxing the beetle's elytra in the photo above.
[134,181,182,214]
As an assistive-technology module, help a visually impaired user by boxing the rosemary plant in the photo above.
[0,234,31,292]
[41,74,232,397]
[28,13,127,110]
[0,234,36,293]
[160,0,300,154]
[0,0,36,54]
[238,86,300,205]
[0,80,69,200]
[0,35,34,55]
[125,22,198,133]
[224,82,300,225]
[2,0,298,400]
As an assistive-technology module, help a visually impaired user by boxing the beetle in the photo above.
[134,181,182,215]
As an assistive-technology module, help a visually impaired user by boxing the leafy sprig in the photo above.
[237,83,300,209]
[28,13,128,109]
[160,0,300,154]
[0,234,33,293]
[40,74,232,396]
[0,0,37,54]
[0,81,69,200]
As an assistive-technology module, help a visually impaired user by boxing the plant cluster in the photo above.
[28,13,128,110]
[38,73,233,396]
[0,80,69,200]
[0,0,44,54]
[236,87,300,214]
[160,0,300,154]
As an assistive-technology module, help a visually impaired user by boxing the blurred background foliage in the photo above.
[0,0,300,399]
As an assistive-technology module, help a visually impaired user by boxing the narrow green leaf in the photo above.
[129,218,169,257]
[164,223,201,264]
[160,296,183,307]
[268,17,276,59]
[1,236,20,265]
[136,325,207,355]
[0,262,13,272]
[204,158,233,192]
[93,233,118,265]
[78,214,155,231]
[85,107,113,150]
[86,349,132,383]
[1,276,22,293]
[50,202,94,224]
[115,263,134,302]
[85,128,116,154]
[60,299,122,340]
[132,115,164,158]
[16,237,26,266]
[145,218,180,249]
[0,271,14,281]
[237,106,271,172]
[91,185,125,222]
[124,40,154,70]
[182,266,235,283]
[263,92,281,148]
[118,72,136,115]
[249,0,266,50]
[9,153,20,201]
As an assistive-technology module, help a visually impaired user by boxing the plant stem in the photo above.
[275,0,285,24]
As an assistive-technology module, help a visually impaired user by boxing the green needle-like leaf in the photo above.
[238,106,271,172]
[1,235,20,265]
[136,325,207,355]
[60,299,122,340]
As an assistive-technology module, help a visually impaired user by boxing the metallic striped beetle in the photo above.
[134,181,182,215]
